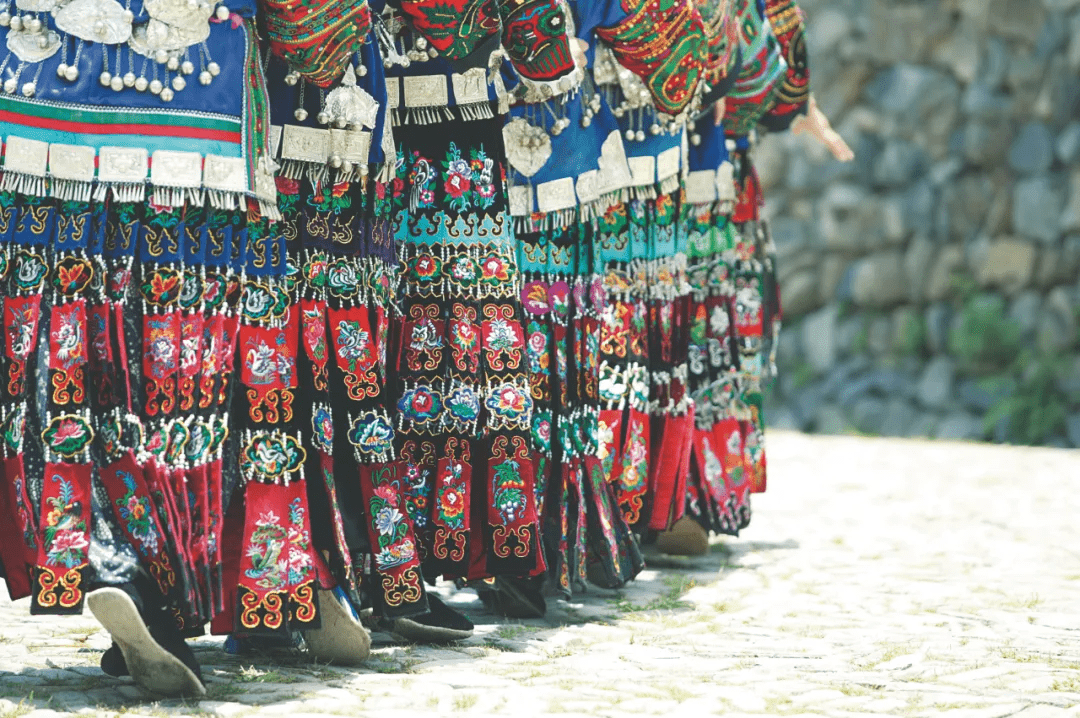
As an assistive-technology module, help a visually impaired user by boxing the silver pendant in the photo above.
[6,28,60,63]
[54,0,132,45]
[129,17,208,56]
[502,117,551,179]
[142,0,213,32]
[323,65,378,129]
[16,0,60,12]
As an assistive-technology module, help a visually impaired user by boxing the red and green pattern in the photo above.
[596,0,710,115]
[262,0,372,87]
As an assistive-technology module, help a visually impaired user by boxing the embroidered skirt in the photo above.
[389,117,544,586]
[0,194,264,630]
[595,192,696,538]
[515,215,643,598]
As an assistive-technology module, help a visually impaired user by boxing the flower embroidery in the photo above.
[347,412,394,457]
[485,383,532,422]
[398,386,442,423]
[479,254,510,283]
[335,320,373,372]
[485,319,518,353]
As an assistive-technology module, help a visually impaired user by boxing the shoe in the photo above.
[87,587,206,698]
[655,517,710,557]
[476,578,546,619]
[384,593,473,644]
[303,587,371,665]
[100,643,128,678]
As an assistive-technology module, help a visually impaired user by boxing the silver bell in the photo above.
[293,107,308,122]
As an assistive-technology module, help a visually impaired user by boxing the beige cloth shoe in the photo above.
[655,517,710,557]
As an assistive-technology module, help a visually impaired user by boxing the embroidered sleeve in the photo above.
[261,0,373,87]
[496,0,579,86]
[395,0,502,61]
[697,0,741,106]
[593,0,710,116]
[721,0,786,136]
[759,0,809,130]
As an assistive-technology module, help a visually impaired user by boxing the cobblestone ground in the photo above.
[0,431,1078,717]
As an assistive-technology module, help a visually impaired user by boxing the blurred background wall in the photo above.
[760,0,1080,446]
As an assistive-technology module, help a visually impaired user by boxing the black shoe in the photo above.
[476,577,547,619]
[100,643,128,678]
[382,593,474,643]
[88,587,206,697]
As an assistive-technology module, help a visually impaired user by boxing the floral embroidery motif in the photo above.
[436,463,467,530]
[335,320,374,373]
[405,304,443,372]
[311,406,334,453]
[369,480,417,571]
[43,474,89,569]
[398,385,443,426]
[141,267,182,307]
[491,445,527,526]
[41,415,93,458]
[243,510,289,590]
[485,382,532,427]
[444,386,480,425]
[443,143,497,213]
[347,411,395,458]
[449,303,480,374]
[52,256,93,297]
[241,432,306,483]
[114,471,160,554]
[482,304,524,371]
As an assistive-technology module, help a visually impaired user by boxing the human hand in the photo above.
[791,96,854,162]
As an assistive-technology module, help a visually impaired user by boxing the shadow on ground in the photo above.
[0,537,800,714]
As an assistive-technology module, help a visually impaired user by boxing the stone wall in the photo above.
[759,0,1080,446]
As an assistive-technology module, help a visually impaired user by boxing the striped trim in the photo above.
[0,95,242,145]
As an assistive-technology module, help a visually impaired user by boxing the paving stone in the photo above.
[0,434,1074,716]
